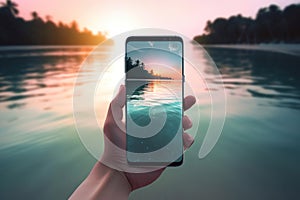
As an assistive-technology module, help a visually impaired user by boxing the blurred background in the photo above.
[0,0,299,199]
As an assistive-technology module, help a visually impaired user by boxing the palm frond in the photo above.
[12,7,18,15]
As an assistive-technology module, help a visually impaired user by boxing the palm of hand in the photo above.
[102,85,196,190]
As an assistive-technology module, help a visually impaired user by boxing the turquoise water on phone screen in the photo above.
[0,45,299,199]
[126,80,182,162]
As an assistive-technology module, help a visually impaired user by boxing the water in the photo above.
[126,80,182,162]
[0,45,300,199]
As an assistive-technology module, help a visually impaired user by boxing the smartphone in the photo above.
[125,36,184,166]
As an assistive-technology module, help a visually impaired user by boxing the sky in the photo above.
[127,41,182,79]
[15,0,299,38]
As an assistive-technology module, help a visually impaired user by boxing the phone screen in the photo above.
[125,36,183,166]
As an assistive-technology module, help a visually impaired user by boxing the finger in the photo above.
[111,84,125,108]
[183,132,194,150]
[109,85,126,121]
[104,85,126,148]
[183,95,196,111]
[182,115,192,130]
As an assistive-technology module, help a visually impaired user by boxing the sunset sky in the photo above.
[16,0,298,38]
[127,41,182,79]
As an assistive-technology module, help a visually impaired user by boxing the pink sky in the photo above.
[145,64,182,80]
[16,0,298,38]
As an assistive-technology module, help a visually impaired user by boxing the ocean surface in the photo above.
[126,80,182,162]
[0,45,300,199]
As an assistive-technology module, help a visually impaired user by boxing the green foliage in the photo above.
[0,0,106,45]
[194,4,300,44]
[125,56,172,80]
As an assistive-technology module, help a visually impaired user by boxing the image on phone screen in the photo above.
[125,36,184,166]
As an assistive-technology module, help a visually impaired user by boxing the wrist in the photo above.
[94,162,132,199]
[91,162,132,200]
[98,162,132,191]
[70,162,131,200]
[111,166,133,192]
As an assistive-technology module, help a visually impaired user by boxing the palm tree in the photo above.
[0,0,19,16]
[134,60,140,68]
[31,11,39,20]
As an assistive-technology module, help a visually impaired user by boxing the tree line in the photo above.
[126,56,171,79]
[0,0,106,45]
[194,4,300,44]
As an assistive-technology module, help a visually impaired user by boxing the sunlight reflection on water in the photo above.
[0,45,300,199]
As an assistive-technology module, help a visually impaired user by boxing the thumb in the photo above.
[183,133,194,151]
[108,85,125,122]
[111,84,125,108]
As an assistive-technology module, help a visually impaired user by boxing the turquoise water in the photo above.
[0,46,300,199]
[126,80,182,163]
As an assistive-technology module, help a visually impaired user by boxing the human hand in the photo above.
[101,84,196,191]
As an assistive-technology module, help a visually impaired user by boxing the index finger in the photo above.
[183,95,196,111]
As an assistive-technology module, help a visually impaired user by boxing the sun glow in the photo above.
[90,11,139,37]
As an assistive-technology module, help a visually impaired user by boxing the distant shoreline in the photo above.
[0,43,299,57]
[203,44,300,56]
[0,45,96,51]
[126,79,181,81]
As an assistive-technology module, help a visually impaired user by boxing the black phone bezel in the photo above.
[125,36,184,167]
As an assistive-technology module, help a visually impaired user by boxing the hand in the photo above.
[101,85,196,191]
